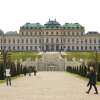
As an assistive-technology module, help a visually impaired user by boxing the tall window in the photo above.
[72,46,74,50]
[35,39,37,43]
[17,39,20,43]
[51,38,54,43]
[72,39,74,43]
[85,46,87,50]
[85,39,87,43]
[89,39,92,44]
[56,38,59,43]
[13,39,15,44]
[8,39,11,43]
[76,46,79,50]
[68,39,70,43]
[30,39,33,43]
[4,38,6,43]
[39,39,41,43]
[46,38,49,43]
[26,39,28,43]
[22,39,24,43]
[94,39,96,44]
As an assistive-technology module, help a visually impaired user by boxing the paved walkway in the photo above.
[0,72,100,100]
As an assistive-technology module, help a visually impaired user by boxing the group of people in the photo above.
[5,66,37,86]
[4,65,99,94]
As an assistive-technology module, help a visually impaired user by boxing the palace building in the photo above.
[0,19,100,52]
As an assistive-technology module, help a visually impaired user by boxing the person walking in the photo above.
[86,66,98,94]
[33,67,37,76]
[5,66,11,86]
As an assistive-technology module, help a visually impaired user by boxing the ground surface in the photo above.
[0,72,100,100]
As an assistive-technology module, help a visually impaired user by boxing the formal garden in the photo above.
[64,51,100,81]
[0,51,41,80]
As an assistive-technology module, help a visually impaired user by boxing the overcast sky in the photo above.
[0,0,100,33]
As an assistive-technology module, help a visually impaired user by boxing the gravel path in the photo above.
[0,72,100,100]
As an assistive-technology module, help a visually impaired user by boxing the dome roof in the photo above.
[63,23,84,29]
[0,29,4,35]
[44,19,61,28]
[20,23,43,29]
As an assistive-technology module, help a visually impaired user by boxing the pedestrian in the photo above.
[33,67,37,76]
[86,66,98,94]
[23,67,27,76]
[28,67,32,76]
[5,66,11,86]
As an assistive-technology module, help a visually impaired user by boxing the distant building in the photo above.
[0,19,100,52]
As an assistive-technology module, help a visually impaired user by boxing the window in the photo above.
[22,39,24,43]
[89,46,92,50]
[56,32,58,35]
[68,46,70,50]
[51,38,54,43]
[81,46,83,50]
[39,39,41,43]
[35,32,37,35]
[17,39,20,43]
[26,32,28,35]
[8,39,11,43]
[39,32,41,35]
[85,46,87,50]
[13,46,15,50]
[51,32,53,35]
[77,39,79,44]
[30,46,32,50]
[89,39,92,43]
[35,46,37,50]
[30,39,33,43]
[81,40,83,44]
[35,39,37,43]
[77,32,79,36]
[30,32,32,36]
[72,39,74,43]
[94,39,96,44]
[46,32,48,35]
[68,32,70,36]
[72,32,74,36]
[26,46,28,50]
[72,46,74,50]
[46,38,49,43]
[94,46,96,50]
[9,46,11,50]
[22,32,24,35]
[76,46,79,50]
[56,38,59,43]
[13,39,15,44]
[4,39,6,43]
[17,46,19,50]
[85,39,87,43]
[26,39,28,43]
[22,46,24,50]
[68,39,70,42]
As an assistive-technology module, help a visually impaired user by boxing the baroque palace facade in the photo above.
[0,19,100,52]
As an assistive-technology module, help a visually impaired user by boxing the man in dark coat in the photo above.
[86,67,98,94]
